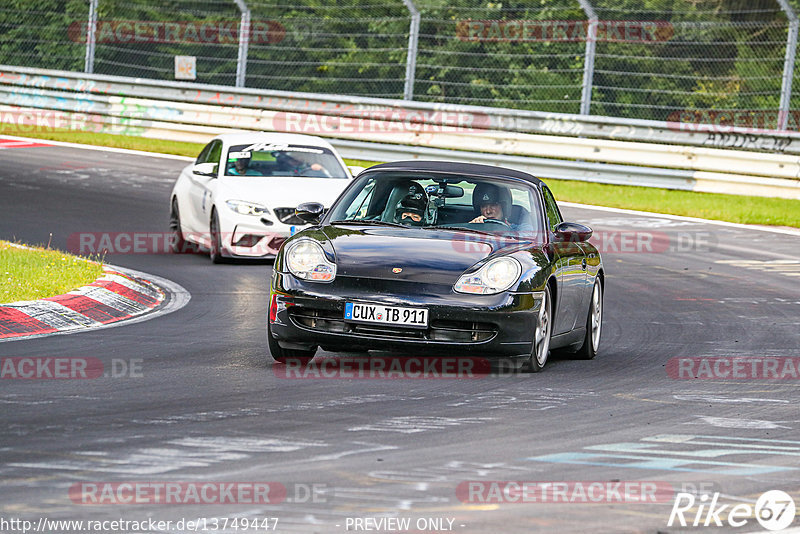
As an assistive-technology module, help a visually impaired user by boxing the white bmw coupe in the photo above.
[169,132,358,262]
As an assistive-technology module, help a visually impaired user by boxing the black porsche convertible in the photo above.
[267,161,603,372]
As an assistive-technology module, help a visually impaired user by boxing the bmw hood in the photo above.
[219,176,350,208]
[322,225,510,285]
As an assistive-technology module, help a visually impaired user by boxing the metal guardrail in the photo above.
[3,65,800,155]
[0,65,798,200]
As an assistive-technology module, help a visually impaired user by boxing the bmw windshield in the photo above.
[225,143,349,178]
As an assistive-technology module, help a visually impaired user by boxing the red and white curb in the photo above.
[0,264,190,342]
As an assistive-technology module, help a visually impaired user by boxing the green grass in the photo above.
[547,179,800,227]
[3,126,798,227]
[0,241,104,303]
[0,124,202,157]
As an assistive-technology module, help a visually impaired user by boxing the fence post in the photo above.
[402,0,420,101]
[84,0,98,74]
[233,0,251,87]
[578,0,597,115]
[777,0,798,130]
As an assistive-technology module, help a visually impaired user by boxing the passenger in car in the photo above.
[394,192,427,226]
[227,157,263,176]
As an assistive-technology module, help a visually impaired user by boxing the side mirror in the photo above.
[347,165,366,177]
[554,222,592,242]
[193,162,218,177]
[295,202,325,224]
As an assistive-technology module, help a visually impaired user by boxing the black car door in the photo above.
[542,186,588,334]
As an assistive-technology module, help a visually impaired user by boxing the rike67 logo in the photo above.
[668,490,796,531]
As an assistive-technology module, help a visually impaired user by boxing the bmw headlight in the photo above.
[226,200,269,216]
[454,257,521,295]
[285,239,336,282]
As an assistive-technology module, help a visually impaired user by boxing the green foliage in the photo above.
[0,0,793,124]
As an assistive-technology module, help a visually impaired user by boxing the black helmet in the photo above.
[394,192,427,225]
[472,183,511,216]
[476,187,501,205]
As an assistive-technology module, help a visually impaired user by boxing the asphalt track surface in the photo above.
[1,143,799,534]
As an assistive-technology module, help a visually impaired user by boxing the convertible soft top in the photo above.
[364,160,545,187]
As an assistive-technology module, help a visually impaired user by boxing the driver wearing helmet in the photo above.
[394,191,427,226]
[470,186,508,225]
[469,184,534,232]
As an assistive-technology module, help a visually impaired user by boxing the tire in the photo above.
[268,321,316,364]
[169,199,194,253]
[573,277,603,360]
[209,209,226,264]
[526,284,553,373]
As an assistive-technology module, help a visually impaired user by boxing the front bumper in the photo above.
[220,215,306,258]
[269,272,542,358]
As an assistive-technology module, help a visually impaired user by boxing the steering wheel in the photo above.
[296,163,332,178]
[483,218,511,228]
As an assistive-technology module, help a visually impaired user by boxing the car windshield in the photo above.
[328,171,544,238]
[224,143,349,178]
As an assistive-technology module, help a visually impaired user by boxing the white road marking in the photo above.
[348,416,494,434]
[716,259,800,278]
[674,394,790,404]
[686,416,792,430]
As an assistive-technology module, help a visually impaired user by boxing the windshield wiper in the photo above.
[330,219,408,228]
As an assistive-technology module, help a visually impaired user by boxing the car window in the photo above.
[541,186,563,232]
[224,143,349,178]
[195,141,216,164]
[207,141,222,165]
[328,171,543,238]
[343,180,376,219]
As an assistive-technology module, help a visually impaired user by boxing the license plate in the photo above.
[344,302,428,327]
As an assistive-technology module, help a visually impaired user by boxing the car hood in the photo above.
[219,176,350,208]
[322,225,524,285]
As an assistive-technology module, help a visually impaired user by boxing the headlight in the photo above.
[285,239,336,282]
[454,256,521,295]
[226,200,269,216]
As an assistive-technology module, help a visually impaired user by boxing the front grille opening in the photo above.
[274,207,306,225]
[268,237,287,250]
[290,307,347,333]
[288,307,497,342]
[232,234,264,247]
[430,320,496,342]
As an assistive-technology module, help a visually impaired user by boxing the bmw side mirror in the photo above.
[554,222,593,242]
[193,162,218,177]
[296,202,325,224]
